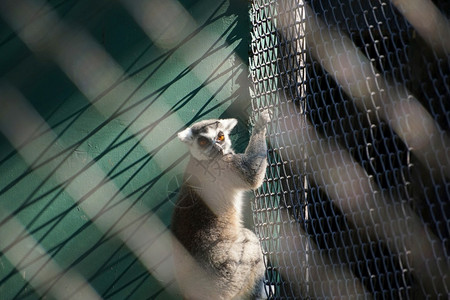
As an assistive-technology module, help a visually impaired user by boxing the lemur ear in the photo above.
[177,127,193,143]
[220,118,238,132]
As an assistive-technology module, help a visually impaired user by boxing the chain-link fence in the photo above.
[1,0,449,299]
[250,0,449,298]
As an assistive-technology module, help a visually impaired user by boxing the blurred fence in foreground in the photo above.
[1,0,449,299]
[0,0,250,299]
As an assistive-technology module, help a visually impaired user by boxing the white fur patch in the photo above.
[178,127,193,143]
[233,191,243,219]
[220,118,238,132]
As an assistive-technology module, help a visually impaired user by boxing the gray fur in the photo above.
[172,111,270,299]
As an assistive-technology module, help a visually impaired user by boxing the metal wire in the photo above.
[250,0,450,298]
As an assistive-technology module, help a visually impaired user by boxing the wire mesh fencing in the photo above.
[1,0,449,298]
[249,0,449,298]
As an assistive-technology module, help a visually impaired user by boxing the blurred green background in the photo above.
[0,0,251,298]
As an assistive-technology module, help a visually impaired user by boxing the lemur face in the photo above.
[178,118,237,161]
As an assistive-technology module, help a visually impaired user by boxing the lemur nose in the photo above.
[212,143,223,154]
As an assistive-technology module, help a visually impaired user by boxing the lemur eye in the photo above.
[217,132,225,142]
[197,137,209,147]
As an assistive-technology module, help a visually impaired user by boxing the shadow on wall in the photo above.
[0,0,250,299]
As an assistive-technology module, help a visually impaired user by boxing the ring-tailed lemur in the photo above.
[172,110,270,299]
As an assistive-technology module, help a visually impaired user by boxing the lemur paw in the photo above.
[256,108,271,127]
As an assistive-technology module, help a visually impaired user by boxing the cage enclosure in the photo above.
[249,0,449,299]
[0,0,449,299]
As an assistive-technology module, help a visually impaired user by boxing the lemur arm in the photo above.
[230,110,270,189]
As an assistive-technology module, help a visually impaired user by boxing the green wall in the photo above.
[0,0,250,298]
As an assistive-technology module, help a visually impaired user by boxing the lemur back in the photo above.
[171,112,270,299]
